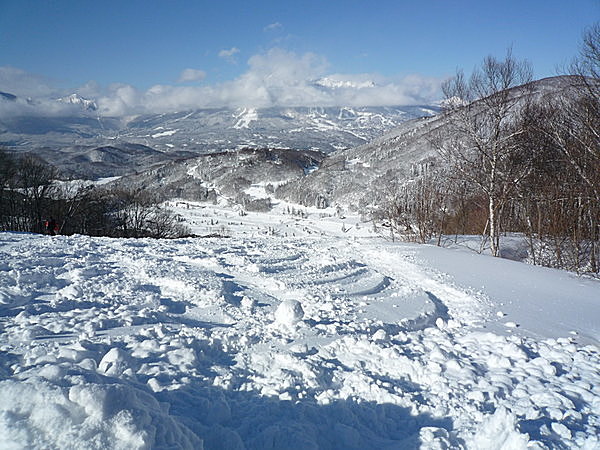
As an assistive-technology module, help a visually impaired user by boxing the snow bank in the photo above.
[0,226,598,449]
[0,378,202,449]
[468,407,529,449]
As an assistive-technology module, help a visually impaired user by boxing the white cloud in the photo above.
[218,47,240,63]
[1,51,443,117]
[316,72,442,107]
[97,83,141,116]
[264,22,283,32]
[177,68,207,83]
[75,80,103,98]
[0,66,93,118]
[0,66,57,98]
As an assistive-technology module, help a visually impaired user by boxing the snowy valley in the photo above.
[2,1,599,448]
[1,71,599,449]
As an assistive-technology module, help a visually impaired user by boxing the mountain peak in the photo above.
[58,93,98,111]
[0,91,18,102]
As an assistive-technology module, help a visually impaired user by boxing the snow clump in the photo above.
[274,299,304,326]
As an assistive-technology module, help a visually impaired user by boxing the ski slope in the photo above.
[0,202,599,449]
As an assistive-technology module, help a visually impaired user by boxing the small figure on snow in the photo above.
[45,217,58,236]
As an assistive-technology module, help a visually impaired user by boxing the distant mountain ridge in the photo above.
[0,100,437,152]
[106,76,586,212]
[120,105,438,153]
[0,96,437,177]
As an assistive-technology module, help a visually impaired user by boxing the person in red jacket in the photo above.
[44,217,58,236]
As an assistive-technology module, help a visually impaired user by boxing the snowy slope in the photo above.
[275,76,587,210]
[110,148,324,206]
[1,203,599,449]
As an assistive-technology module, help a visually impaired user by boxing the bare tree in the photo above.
[146,209,189,239]
[107,188,156,237]
[531,24,600,272]
[571,23,600,96]
[53,181,95,234]
[436,49,533,256]
[104,187,190,238]
[16,155,58,233]
[373,167,452,244]
[559,24,600,203]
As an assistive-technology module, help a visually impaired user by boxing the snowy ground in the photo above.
[1,199,599,449]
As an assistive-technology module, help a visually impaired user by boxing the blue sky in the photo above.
[0,0,598,113]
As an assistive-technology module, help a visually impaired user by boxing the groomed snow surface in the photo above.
[1,201,599,449]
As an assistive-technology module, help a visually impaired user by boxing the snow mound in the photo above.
[468,407,529,449]
[274,299,304,326]
[0,379,202,449]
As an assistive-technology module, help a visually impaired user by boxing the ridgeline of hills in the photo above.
[102,76,583,212]
[0,76,584,211]
[0,93,436,178]
[276,76,585,210]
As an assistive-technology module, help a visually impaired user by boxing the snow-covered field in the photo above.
[1,201,599,449]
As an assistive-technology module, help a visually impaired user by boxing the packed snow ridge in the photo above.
[0,202,599,449]
[151,129,178,139]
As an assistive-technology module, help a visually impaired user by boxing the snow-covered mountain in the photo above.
[0,101,437,178]
[276,76,587,210]
[57,93,98,111]
[119,105,437,153]
[111,147,324,207]
[102,76,583,212]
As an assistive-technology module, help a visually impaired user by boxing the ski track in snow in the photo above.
[0,221,599,449]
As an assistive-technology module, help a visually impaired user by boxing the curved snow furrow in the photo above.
[389,291,450,333]
[249,247,311,274]
[256,259,310,274]
[356,244,490,327]
[305,266,370,286]
[174,239,431,347]
[243,240,464,335]
[339,274,392,297]
[255,251,307,265]
[250,244,396,301]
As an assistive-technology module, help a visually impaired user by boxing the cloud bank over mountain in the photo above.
[177,68,207,83]
[0,49,442,118]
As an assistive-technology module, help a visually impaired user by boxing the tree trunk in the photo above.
[489,193,498,257]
